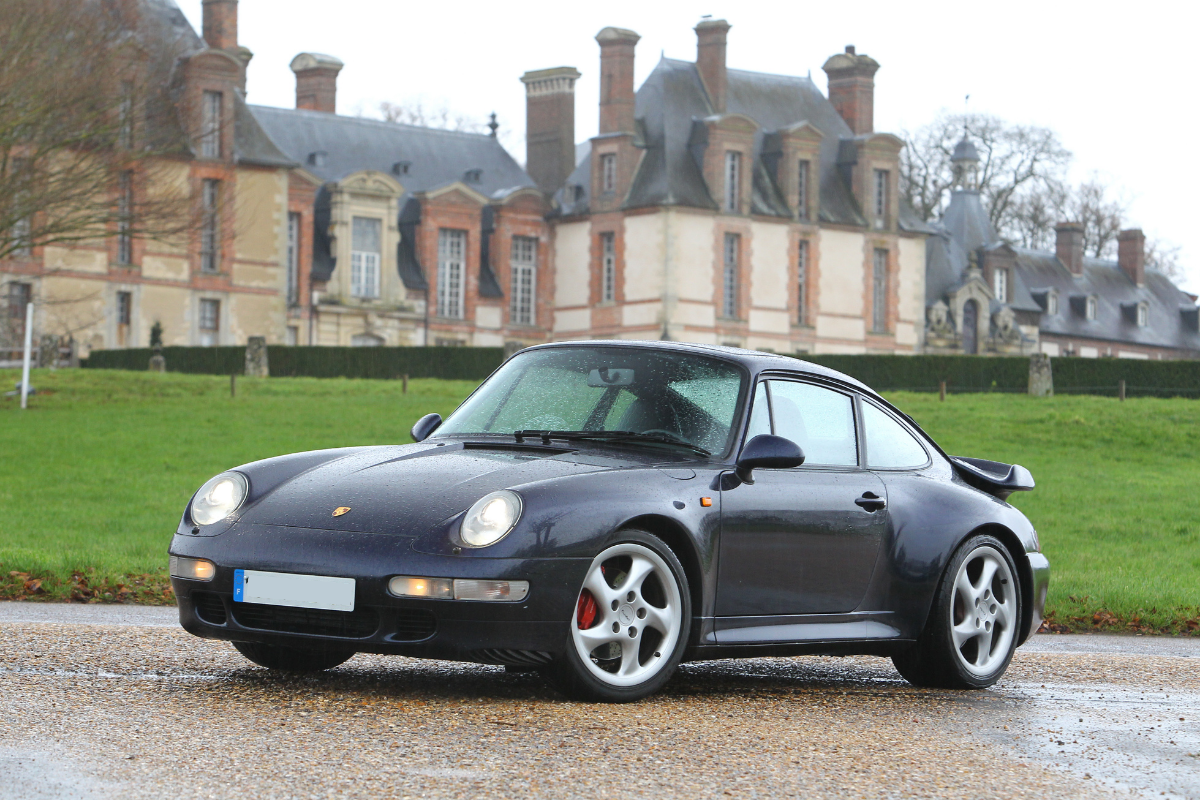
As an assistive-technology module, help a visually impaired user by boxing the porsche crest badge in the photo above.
[332,506,351,517]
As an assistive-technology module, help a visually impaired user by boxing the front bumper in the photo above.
[169,524,590,664]
[1023,551,1051,643]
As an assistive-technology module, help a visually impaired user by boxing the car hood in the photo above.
[236,441,658,536]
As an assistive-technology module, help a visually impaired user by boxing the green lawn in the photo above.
[0,369,1196,633]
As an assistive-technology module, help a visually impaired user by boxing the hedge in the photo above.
[83,345,505,381]
[802,354,1200,397]
[80,346,1200,396]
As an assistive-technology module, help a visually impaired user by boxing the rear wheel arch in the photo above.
[619,514,704,649]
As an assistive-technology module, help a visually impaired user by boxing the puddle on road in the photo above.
[987,683,1200,799]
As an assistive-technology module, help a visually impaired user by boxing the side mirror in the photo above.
[735,434,804,485]
[411,413,442,442]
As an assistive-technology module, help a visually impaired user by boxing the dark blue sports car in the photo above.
[170,341,1048,701]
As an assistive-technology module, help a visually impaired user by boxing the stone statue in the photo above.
[926,300,955,337]
[992,306,1021,344]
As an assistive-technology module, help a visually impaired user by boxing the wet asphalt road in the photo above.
[0,602,1197,799]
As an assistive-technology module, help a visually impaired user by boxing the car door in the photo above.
[716,379,890,618]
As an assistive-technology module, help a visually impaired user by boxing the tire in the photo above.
[893,534,1022,689]
[546,530,691,702]
[232,640,355,672]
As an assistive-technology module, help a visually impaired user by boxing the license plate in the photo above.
[233,569,355,612]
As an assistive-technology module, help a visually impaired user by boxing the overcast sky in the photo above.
[177,0,1198,289]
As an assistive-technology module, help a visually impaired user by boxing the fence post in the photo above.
[20,302,33,410]
[1028,353,1053,397]
[230,372,236,398]
[402,374,409,394]
[1118,380,1126,401]
[939,381,946,401]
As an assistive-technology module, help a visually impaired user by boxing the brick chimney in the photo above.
[290,53,344,115]
[521,67,581,195]
[695,19,731,114]
[1118,228,1146,286]
[202,0,238,51]
[596,27,640,135]
[822,45,880,135]
[1055,222,1085,275]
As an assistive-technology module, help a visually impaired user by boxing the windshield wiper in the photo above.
[513,430,711,457]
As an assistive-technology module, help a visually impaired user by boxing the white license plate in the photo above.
[233,569,355,612]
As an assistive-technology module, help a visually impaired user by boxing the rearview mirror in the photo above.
[735,434,804,485]
[411,413,442,442]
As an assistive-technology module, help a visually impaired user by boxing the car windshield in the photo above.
[433,347,747,457]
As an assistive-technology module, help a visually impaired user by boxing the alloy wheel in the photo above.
[571,542,683,688]
[950,544,1017,677]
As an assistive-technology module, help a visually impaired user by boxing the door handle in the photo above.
[855,492,887,512]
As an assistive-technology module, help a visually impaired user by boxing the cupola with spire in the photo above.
[951,134,980,191]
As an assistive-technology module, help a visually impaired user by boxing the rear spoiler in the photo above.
[950,456,1035,501]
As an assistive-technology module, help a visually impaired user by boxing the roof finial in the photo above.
[488,112,498,138]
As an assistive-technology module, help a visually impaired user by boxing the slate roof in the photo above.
[929,184,1200,353]
[556,56,930,233]
[247,106,534,198]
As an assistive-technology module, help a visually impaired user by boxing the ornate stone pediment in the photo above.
[339,171,403,198]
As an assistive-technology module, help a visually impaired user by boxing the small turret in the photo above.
[951,135,980,191]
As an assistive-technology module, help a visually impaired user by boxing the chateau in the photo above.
[3,0,1194,360]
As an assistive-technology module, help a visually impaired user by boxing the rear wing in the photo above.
[950,456,1035,502]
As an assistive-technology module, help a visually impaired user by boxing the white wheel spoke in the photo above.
[974,627,994,667]
[576,623,623,649]
[621,555,656,597]
[993,598,1013,629]
[951,618,978,650]
[974,558,999,596]
[954,570,977,604]
[582,568,617,608]
[617,636,642,676]
[642,603,674,636]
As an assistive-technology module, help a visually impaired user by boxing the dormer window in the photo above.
[1086,296,1098,320]
[463,169,483,184]
[724,151,741,213]
[1137,302,1148,327]
[200,91,222,159]
[873,169,889,229]
[797,159,810,221]
[392,161,411,176]
[1047,291,1058,315]
[600,154,616,194]
[993,269,1008,303]
[307,151,327,167]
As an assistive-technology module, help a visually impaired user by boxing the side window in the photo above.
[746,382,771,439]
[863,402,928,469]
[767,381,857,466]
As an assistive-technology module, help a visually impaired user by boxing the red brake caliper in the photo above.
[576,589,598,629]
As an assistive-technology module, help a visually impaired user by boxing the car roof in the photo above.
[520,340,878,398]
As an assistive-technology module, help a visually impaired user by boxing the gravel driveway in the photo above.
[1,603,1196,800]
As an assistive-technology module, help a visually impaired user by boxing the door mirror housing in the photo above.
[411,413,442,442]
[735,434,805,485]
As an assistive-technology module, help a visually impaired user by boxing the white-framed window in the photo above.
[118,81,135,150]
[600,154,617,194]
[117,170,133,265]
[350,216,381,299]
[797,159,810,220]
[874,169,889,229]
[1048,291,1059,315]
[1137,302,1148,327]
[286,326,298,346]
[797,239,809,325]
[199,298,220,346]
[10,216,32,258]
[116,291,132,347]
[993,268,1008,303]
[286,212,301,306]
[510,235,537,326]
[200,90,222,159]
[200,179,220,273]
[872,248,889,333]
[723,232,739,318]
[1086,296,1098,321]
[351,333,384,347]
[437,228,466,318]
[601,232,616,303]
[724,151,741,213]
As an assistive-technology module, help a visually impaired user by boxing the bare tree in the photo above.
[899,112,1072,236]
[1145,237,1184,282]
[0,0,193,262]
[376,101,485,133]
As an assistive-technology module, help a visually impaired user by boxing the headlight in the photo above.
[190,472,248,526]
[460,490,522,548]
